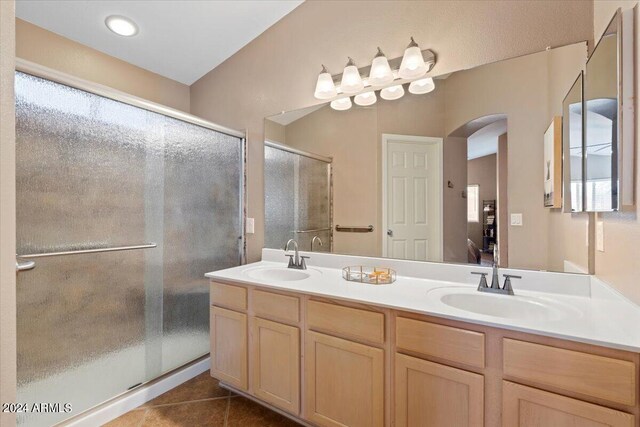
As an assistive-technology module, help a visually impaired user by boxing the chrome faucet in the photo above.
[311,235,323,252]
[471,247,520,295]
[284,239,308,270]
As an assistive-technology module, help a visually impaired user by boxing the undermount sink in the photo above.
[244,266,318,282]
[428,287,579,322]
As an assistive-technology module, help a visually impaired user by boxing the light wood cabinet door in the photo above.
[251,317,300,415]
[395,353,484,427]
[304,331,384,427]
[502,381,635,427]
[210,306,248,390]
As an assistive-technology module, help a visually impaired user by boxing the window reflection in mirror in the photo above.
[585,13,619,212]
[562,73,584,213]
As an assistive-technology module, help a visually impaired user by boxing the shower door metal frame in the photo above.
[15,58,247,264]
[264,140,333,252]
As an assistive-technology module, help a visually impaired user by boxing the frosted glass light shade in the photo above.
[354,91,377,106]
[340,58,364,94]
[399,38,427,79]
[380,85,405,100]
[314,66,337,100]
[330,97,352,111]
[368,48,393,87]
[409,77,435,95]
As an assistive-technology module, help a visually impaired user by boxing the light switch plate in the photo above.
[246,217,255,234]
[510,213,523,226]
[596,220,604,252]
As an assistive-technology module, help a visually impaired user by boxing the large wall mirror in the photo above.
[264,42,593,274]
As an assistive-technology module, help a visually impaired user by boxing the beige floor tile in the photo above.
[141,399,228,426]
[142,373,229,408]
[226,396,300,427]
[103,408,148,427]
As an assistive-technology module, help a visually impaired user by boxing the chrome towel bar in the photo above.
[335,225,374,233]
[18,243,157,259]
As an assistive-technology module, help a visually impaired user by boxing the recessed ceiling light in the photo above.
[105,15,138,37]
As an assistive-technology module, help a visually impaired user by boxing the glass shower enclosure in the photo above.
[264,141,332,252]
[14,69,244,427]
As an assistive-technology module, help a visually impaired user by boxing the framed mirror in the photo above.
[264,42,592,274]
[584,11,620,212]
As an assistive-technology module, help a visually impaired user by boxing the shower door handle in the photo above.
[16,259,36,272]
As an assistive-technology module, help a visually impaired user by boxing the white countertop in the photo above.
[206,249,640,353]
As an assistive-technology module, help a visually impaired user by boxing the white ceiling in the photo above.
[467,118,507,160]
[16,0,303,85]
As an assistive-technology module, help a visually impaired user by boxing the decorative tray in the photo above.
[342,266,396,285]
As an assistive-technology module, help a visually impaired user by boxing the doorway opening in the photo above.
[444,115,508,267]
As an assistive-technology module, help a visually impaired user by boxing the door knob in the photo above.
[387,229,393,237]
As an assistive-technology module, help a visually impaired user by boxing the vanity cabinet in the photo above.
[502,381,635,427]
[251,317,300,414]
[304,330,384,427]
[395,353,484,427]
[210,306,248,390]
[210,279,640,427]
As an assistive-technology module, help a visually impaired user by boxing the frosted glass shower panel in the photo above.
[15,72,243,426]
[161,117,242,371]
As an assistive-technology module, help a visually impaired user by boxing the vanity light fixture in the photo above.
[314,65,338,100]
[368,48,394,87]
[340,57,365,94]
[330,97,352,111]
[409,77,435,95]
[314,37,435,110]
[380,84,405,101]
[398,37,428,79]
[105,15,139,37]
[354,91,377,106]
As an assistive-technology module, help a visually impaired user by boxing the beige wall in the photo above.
[467,154,497,250]
[264,119,286,145]
[443,136,468,264]
[190,0,594,262]
[1,2,16,426]
[592,0,640,305]
[16,19,190,112]
[497,133,509,266]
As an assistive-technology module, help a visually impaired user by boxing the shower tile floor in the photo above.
[105,372,300,427]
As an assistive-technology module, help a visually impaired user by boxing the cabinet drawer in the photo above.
[396,317,485,369]
[307,300,384,345]
[210,282,247,311]
[503,381,634,427]
[252,289,299,324]
[503,339,636,406]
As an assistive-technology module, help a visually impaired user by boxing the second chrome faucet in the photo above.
[284,239,309,270]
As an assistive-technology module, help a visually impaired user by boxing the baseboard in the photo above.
[58,356,210,427]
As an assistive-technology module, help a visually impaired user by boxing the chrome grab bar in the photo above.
[335,225,374,233]
[292,227,331,234]
[16,260,36,272]
[17,243,157,259]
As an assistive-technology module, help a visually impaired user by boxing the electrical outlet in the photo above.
[596,220,604,252]
[510,213,523,226]
[246,217,255,234]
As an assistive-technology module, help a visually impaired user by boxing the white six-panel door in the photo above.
[383,135,442,261]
